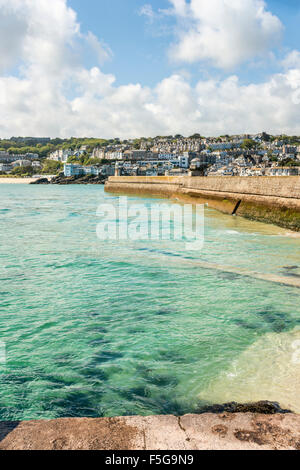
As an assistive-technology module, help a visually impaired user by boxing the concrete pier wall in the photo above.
[105,176,300,231]
[1,413,300,450]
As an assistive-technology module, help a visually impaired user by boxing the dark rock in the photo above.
[30,178,50,185]
[51,174,107,185]
[198,401,292,415]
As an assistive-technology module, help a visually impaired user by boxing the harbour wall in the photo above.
[105,176,300,231]
[1,412,300,450]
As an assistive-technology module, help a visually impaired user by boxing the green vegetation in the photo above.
[9,160,63,176]
[0,137,110,158]
[0,143,55,158]
[41,160,63,174]
[189,134,203,139]
[67,155,107,166]
[277,134,300,145]
[280,158,300,167]
[10,165,36,177]
[241,139,257,150]
[61,138,108,152]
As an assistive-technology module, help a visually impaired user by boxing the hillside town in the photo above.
[1,133,300,179]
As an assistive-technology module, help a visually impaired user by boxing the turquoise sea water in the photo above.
[0,184,300,421]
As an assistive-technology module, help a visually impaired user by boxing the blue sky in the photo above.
[69,0,175,86]
[1,0,300,138]
[68,0,300,86]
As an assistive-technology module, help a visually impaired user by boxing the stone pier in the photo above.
[0,413,300,450]
[105,176,300,231]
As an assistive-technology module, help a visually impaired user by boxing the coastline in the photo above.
[0,177,39,184]
[0,176,107,185]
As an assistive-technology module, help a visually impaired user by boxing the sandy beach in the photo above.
[0,177,39,184]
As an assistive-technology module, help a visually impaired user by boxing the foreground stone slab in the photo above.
[0,413,300,450]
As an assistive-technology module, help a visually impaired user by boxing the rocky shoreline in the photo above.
[31,174,108,185]
[197,401,291,415]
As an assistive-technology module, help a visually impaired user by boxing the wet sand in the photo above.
[199,328,300,414]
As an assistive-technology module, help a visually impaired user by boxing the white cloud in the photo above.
[282,50,300,70]
[169,0,188,17]
[139,4,155,22]
[168,0,283,69]
[85,32,113,65]
[0,1,28,73]
[1,0,300,138]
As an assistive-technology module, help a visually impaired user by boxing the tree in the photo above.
[84,157,102,166]
[189,134,202,139]
[261,132,270,142]
[241,139,257,150]
[42,160,63,175]
[281,158,300,167]
[67,155,81,164]
[11,165,35,176]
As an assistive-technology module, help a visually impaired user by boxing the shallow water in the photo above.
[0,184,299,420]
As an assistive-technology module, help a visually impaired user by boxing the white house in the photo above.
[268,167,299,176]
[64,163,100,177]
[12,160,32,167]
[0,163,13,172]
[50,149,72,163]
